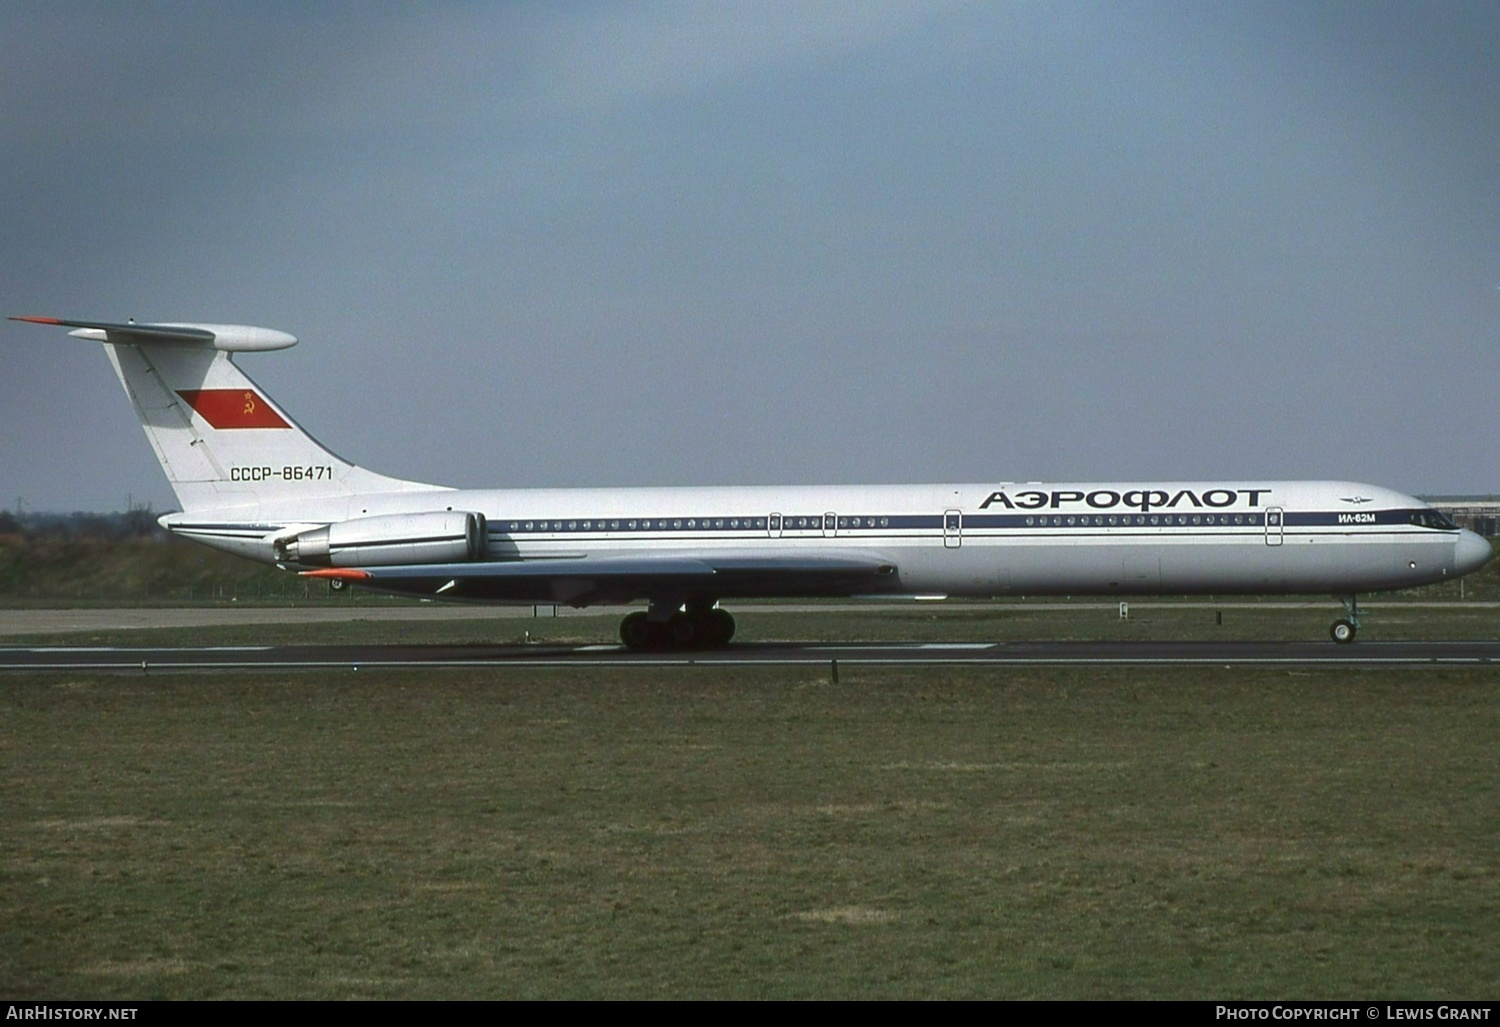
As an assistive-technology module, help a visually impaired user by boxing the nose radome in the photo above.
[1455,529,1494,576]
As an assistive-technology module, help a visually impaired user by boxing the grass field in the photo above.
[3,659,1497,999]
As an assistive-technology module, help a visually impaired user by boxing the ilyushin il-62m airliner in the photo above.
[17,316,1492,649]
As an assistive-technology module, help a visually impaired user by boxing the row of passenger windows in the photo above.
[501,516,900,533]
[497,512,1264,533]
[1024,513,1265,527]
[506,517,770,533]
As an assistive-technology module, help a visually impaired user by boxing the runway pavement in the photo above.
[6,638,1500,670]
[4,600,1497,638]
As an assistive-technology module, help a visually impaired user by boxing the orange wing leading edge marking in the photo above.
[299,568,372,581]
[177,389,291,429]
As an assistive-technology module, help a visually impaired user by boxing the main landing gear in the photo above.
[620,605,735,651]
[1330,594,1361,644]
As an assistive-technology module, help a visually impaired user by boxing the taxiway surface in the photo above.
[6,639,1500,670]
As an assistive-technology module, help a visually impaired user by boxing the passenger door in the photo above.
[944,509,962,549]
[1264,507,1284,546]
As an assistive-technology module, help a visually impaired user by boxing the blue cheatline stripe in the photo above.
[170,509,1456,540]
[486,510,1450,533]
[176,529,276,540]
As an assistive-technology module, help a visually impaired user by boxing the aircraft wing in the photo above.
[302,552,897,605]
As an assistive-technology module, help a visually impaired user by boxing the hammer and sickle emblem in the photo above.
[243,391,256,415]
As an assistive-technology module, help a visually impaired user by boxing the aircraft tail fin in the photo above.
[12,316,446,512]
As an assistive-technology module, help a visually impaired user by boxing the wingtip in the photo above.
[9,316,64,325]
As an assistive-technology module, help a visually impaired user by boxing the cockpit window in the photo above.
[1410,510,1457,530]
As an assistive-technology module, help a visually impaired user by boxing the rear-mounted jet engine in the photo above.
[276,511,486,568]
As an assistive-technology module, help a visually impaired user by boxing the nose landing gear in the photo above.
[1330,594,1361,644]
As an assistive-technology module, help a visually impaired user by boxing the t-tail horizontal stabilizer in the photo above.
[10,316,297,351]
[13,315,445,516]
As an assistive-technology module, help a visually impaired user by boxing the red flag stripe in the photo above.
[177,389,290,429]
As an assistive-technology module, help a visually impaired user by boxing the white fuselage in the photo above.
[162,479,1492,602]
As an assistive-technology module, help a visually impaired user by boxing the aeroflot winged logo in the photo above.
[177,389,290,429]
[979,487,1273,512]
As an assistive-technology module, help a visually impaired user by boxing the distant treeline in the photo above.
[0,508,166,541]
[0,508,306,602]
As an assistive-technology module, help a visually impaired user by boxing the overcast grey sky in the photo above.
[4,1,1498,512]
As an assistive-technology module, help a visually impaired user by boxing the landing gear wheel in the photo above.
[620,611,660,650]
[668,613,700,648]
[1330,619,1356,644]
[624,605,735,651]
[704,608,736,647]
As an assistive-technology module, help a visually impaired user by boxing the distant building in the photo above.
[1421,496,1500,537]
